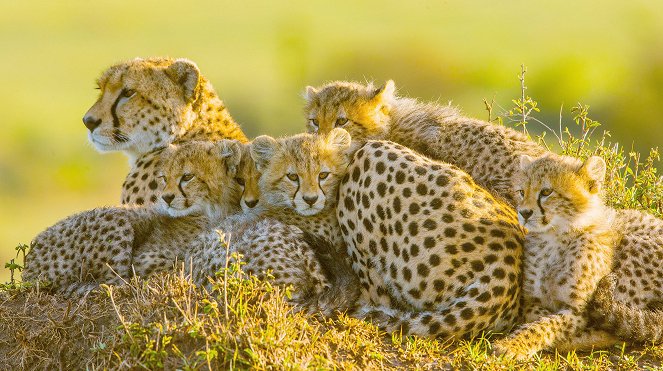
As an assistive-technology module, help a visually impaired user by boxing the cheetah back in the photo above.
[337,141,524,338]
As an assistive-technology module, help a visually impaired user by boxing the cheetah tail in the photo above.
[591,273,663,343]
[300,232,360,316]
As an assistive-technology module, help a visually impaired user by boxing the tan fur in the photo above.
[23,140,334,301]
[251,131,524,334]
[250,129,361,313]
[250,129,353,249]
[235,143,263,214]
[156,140,243,219]
[22,139,245,296]
[83,57,247,206]
[186,215,333,303]
[492,154,663,359]
[304,80,547,205]
[338,141,524,339]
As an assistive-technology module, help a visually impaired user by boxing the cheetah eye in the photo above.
[181,173,194,182]
[235,177,245,186]
[308,118,319,128]
[517,190,524,197]
[540,188,553,197]
[335,117,349,127]
[319,172,330,180]
[121,88,136,98]
[286,173,299,182]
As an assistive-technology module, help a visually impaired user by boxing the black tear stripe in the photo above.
[536,195,546,218]
[319,177,327,197]
[293,177,301,202]
[178,180,188,202]
[111,89,126,128]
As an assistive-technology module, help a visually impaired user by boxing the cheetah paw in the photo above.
[491,340,533,361]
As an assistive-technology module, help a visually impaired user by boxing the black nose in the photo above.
[245,199,258,208]
[162,194,175,205]
[83,116,102,132]
[519,209,533,221]
[303,195,318,206]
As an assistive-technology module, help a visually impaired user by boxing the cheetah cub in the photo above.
[234,143,263,214]
[25,140,335,302]
[83,57,248,206]
[304,80,547,205]
[23,140,243,296]
[250,129,361,312]
[185,145,336,303]
[493,153,663,359]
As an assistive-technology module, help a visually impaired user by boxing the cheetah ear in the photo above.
[159,143,179,162]
[216,140,242,176]
[325,128,352,153]
[250,135,279,172]
[578,156,606,193]
[304,86,318,102]
[519,155,534,171]
[165,59,201,103]
[371,80,396,102]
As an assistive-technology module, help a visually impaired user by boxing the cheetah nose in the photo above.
[83,115,102,132]
[303,194,318,206]
[162,194,175,206]
[245,199,258,208]
[519,209,533,221]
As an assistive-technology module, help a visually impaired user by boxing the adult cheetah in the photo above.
[304,80,547,205]
[82,57,248,206]
[337,141,525,339]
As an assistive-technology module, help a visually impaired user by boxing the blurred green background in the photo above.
[1,1,662,280]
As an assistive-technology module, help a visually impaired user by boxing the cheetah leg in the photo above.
[492,308,587,360]
[514,302,617,352]
[554,327,620,353]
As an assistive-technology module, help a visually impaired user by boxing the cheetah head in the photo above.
[234,144,263,214]
[303,80,395,141]
[157,140,243,220]
[250,128,352,216]
[514,154,606,232]
[83,57,205,160]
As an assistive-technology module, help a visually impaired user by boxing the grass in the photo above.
[1,68,662,369]
[2,267,663,369]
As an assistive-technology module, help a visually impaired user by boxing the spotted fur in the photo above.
[338,141,524,339]
[250,129,354,250]
[23,140,334,301]
[22,140,245,295]
[235,143,263,214]
[83,57,248,206]
[185,215,333,303]
[492,153,663,359]
[304,80,547,205]
[250,129,361,313]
